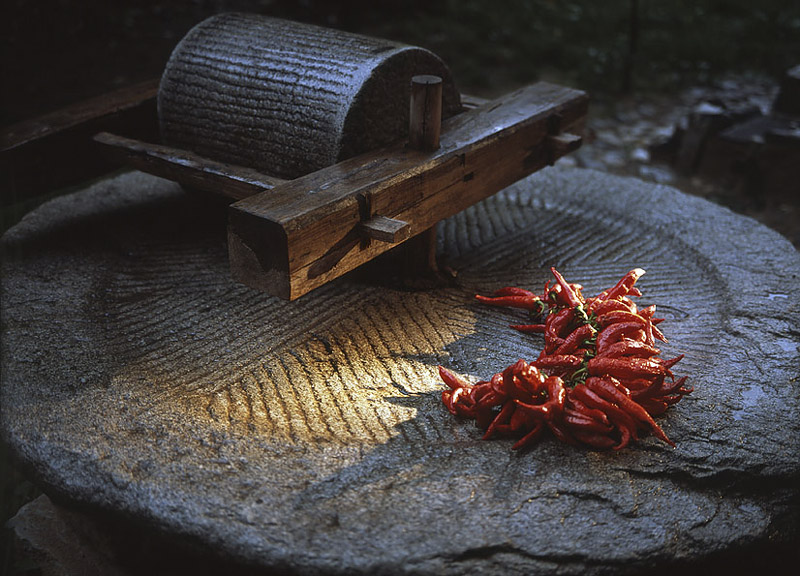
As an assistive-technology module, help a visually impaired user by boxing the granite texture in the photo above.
[2,166,799,574]
[158,13,462,179]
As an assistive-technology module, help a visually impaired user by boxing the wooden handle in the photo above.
[93,132,287,201]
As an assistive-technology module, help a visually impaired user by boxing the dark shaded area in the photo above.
[4,0,800,126]
[7,491,798,576]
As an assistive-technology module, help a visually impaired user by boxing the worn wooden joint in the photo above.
[359,215,412,243]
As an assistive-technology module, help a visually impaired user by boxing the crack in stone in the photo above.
[619,465,798,496]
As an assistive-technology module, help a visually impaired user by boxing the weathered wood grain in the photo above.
[358,215,411,243]
[409,75,443,152]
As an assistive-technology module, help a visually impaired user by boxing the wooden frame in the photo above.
[3,79,587,300]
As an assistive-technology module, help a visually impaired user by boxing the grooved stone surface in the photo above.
[158,13,462,179]
[2,167,799,575]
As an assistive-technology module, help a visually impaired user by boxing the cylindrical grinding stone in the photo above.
[158,12,462,179]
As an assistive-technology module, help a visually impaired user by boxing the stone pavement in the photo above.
[560,73,799,246]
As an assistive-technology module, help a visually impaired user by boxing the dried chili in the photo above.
[439,267,691,451]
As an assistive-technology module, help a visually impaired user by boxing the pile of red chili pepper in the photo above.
[439,267,691,450]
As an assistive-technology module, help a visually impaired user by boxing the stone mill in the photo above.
[2,12,798,576]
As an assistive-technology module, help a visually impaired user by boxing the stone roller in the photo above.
[157,12,463,180]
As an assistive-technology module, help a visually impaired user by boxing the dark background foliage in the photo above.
[3,0,799,125]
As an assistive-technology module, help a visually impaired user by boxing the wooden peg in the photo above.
[359,215,411,243]
[546,132,582,164]
[409,75,443,151]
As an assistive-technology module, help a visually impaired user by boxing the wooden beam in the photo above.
[228,81,588,300]
[1,79,160,205]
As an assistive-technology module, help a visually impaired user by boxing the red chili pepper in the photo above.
[570,430,617,449]
[651,323,668,343]
[658,354,685,370]
[510,402,536,433]
[515,375,565,415]
[566,396,611,426]
[510,323,546,333]
[483,401,515,440]
[549,267,584,309]
[596,310,647,328]
[589,298,637,315]
[587,356,666,379]
[616,376,663,393]
[533,354,583,369]
[546,307,575,337]
[638,304,656,317]
[545,375,566,409]
[442,387,476,418]
[595,322,647,354]
[554,323,596,355]
[493,287,540,298]
[511,420,546,450]
[605,268,645,300]
[439,267,689,452]
[614,423,633,450]
[571,383,640,449]
[587,377,675,447]
[572,383,639,437]
[564,410,614,434]
[544,307,575,353]
[475,406,497,429]
[518,361,548,393]
[475,294,542,311]
[632,375,691,401]
[595,340,660,359]
[637,398,669,416]
[439,365,469,390]
[544,417,578,446]
[470,381,496,408]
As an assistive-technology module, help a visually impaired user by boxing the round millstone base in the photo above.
[2,166,799,575]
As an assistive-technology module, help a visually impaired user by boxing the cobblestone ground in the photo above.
[560,74,799,247]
